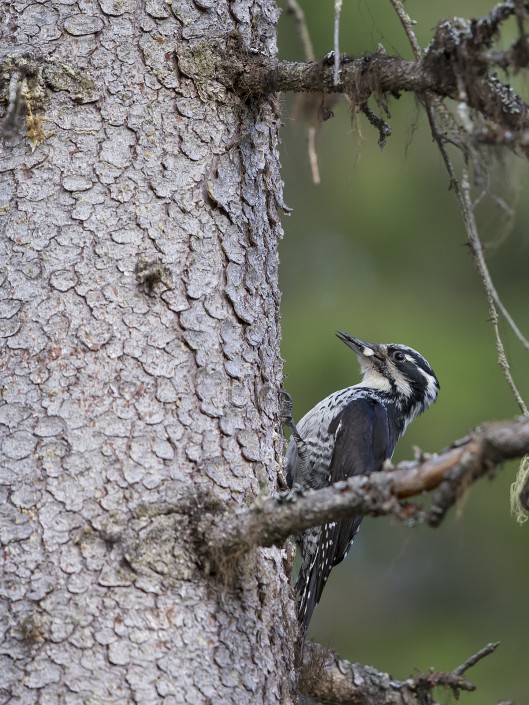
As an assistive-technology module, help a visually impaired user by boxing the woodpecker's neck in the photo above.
[353,383,432,438]
[394,394,429,434]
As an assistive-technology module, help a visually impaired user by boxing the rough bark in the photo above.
[0,2,293,704]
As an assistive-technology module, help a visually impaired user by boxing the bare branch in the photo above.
[300,640,500,705]
[388,0,422,60]
[229,5,529,140]
[203,418,529,558]
[333,0,343,85]
[285,0,315,62]
[386,0,529,414]
[452,641,500,676]
[307,125,320,184]
[460,168,529,415]
[359,102,392,148]
[425,96,529,416]
[244,0,529,174]
[233,50,529,133]
[284,1,325,184]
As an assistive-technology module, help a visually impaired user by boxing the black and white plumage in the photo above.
[284,331,439,631]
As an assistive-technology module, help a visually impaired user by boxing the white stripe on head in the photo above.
[387,361,413,397]
[417,365,439,404]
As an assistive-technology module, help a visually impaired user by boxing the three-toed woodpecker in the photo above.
[284,331,439,630]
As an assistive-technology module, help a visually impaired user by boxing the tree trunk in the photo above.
[0,2,294,703]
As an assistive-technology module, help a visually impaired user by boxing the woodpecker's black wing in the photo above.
[298,396,398,630]
[326,397,398,565]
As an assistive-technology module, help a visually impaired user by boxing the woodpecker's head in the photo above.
[336,331,439,416]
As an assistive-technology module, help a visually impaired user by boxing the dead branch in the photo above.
[285,0,315,62]
[388,0,422,60]
[284,0,325,184]
[460,168,529,415]
[233,50,529,134]
[233,53,431,100]
[203,417,529,558]
[387,0,529,517]
[300,640,500,705]
[333,0,343,86]
[229,4,529,142]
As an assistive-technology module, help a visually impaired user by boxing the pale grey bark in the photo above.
[0,2,293,704]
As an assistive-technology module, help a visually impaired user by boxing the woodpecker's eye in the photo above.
[393,351,406,362]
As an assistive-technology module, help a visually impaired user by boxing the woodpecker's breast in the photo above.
[285,386,362,490]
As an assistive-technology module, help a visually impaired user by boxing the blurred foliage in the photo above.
[277,1,529,702]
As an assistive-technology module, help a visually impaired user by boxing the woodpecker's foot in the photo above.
[279,390,304,446]
[277,467,289,491]
[277,483,304,504]
[279,389,294,421]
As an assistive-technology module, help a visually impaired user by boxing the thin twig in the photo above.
[284,0,324,184]
[461,167,529,415]
[426,35,529,365]
[388,0,529,415]
[388,0,422,59]
[453,641,500,675]
[333,0,343,85]
[418,87,527,418]
[360,102,392,147]
[284,0,315,62]
[307,126,320,184]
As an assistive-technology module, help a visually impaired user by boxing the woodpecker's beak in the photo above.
[336,331,381,359]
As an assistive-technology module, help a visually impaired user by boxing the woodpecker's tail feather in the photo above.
[296,559,319,632]
[295,521,339,631]
[296,516,363,631]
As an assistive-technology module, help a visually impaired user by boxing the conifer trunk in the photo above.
[0,2,295,702]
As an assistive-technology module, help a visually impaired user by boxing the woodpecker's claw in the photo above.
[277,483,304,504]
[279,390,294,421]
[280,390,305,448]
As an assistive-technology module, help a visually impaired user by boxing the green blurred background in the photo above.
[277,1,529,702]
